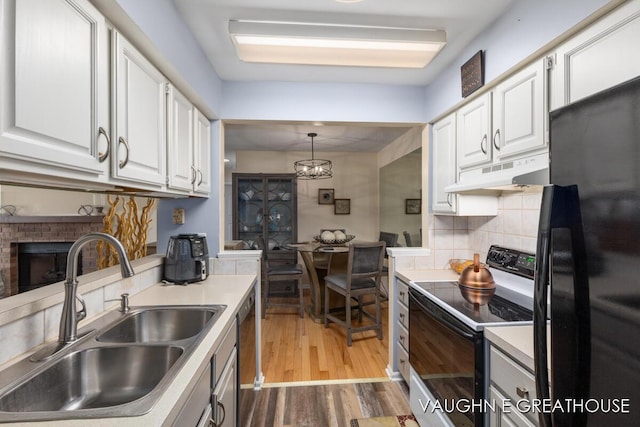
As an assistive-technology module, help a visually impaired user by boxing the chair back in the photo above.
[378,232,398,258]
[346,242,386,284]
[403,231,413,247]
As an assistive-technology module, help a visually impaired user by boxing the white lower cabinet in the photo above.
[395,279,410,382]
[171,319,238,427]
[488,344,538,427]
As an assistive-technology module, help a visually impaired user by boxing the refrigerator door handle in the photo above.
[534,184,591,427]
[534,185,554,427]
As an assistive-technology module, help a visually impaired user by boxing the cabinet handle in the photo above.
[399,291,405,298]
[399,313,405,320]
[447,193,453,207]
[480,134,487,154]
[118,136,130,168]
[399,335,405,342]
[191,165,198,184]
[516,386,529,399]
[197,168,203,186]
[399,358,406,365]
[210,401,226,426]
[493,129,501,151]
[97,127,111,163]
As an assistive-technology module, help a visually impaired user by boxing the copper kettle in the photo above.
[458,253,495,307]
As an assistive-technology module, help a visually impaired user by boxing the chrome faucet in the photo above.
[31,233,134,362]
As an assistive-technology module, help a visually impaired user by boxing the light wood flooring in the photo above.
[239,292,409,427]
[253,295,390,384]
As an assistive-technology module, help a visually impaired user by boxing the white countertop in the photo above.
[485,324,550,375]
[396,269,460,284]
[2,273,256,427]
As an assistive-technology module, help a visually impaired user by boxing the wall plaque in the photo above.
[461,50,484,98]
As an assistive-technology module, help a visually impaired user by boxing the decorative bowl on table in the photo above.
[313,234,355,245]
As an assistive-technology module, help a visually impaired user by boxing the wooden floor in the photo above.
[252,294,390,384]
[240,380,411,427]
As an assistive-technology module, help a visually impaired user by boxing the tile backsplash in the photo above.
[426,191,542,268]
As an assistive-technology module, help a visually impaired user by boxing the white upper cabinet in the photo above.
[492,59,546,159]
[432,114,457,214]
[193,109,211,196]
[0,0,110,178]
[112,31,167,187]
[550,0,640,110]
[167,85,195,193]
[456,93,492,169]
[166,85,211,197]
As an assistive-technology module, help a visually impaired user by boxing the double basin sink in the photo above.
[0,304,226,422]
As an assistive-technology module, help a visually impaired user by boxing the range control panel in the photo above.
[486,245,536,279]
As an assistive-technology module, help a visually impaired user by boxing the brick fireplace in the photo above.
[0,216,103,298]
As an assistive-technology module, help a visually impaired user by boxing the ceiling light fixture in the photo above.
[294,133,333,180]
[228,20,446,68]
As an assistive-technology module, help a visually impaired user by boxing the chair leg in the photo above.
[262,277,270,319]
[324,283,330,328]
[376,291,383,340]
[298,279,304,318]
[346,292,352,346]
[356,296,363,322]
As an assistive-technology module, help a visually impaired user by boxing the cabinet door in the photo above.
[193,109,211,195]
[431,113,457,214]
[0,0,109,177]
[550,0,640,110]
[492,59,546,159]
[212,348,237,427]
[167,85,194,193]
[456,93,492,169]
[112,31,167,186]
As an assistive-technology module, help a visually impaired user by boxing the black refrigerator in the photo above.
[534,75,640,426]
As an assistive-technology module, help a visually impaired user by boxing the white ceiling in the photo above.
[173,0,514,154]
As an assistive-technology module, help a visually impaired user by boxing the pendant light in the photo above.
[294,132,333,180]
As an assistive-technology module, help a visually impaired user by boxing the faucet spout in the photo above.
[59,233,135,343]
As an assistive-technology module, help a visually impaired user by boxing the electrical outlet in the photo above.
[172,208,185,224]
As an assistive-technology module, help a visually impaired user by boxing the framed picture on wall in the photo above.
[318,188,335,205]
[334,199,350,215]
[405,198,421,214]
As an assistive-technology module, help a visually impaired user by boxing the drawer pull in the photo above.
[516,386,529,399]
[399,335,405,342]
[399,291,405,297]
[400,358,406,365]
[399,313,405,319]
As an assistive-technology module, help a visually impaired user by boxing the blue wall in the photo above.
[116,0,614,253]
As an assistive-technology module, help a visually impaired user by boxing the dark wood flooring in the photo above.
[239,380,411,427]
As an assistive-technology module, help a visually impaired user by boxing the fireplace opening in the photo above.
[18,242,82,293]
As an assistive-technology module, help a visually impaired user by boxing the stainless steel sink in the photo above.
[97,307,220,343]
[0,304,226,421]
[0,346,183,412]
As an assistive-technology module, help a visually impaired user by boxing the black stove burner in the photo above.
[487,294,533,322]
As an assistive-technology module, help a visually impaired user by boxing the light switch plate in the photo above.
[172,208,185,224]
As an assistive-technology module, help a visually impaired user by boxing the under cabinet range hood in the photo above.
[444,152,549,193]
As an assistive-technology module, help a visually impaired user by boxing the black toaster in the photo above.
[163,234,209,284]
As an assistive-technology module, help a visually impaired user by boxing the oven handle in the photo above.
[409,291,474,340]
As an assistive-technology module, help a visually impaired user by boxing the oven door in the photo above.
[409,288,484,427]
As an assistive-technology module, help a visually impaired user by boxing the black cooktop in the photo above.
[412,281,533,325]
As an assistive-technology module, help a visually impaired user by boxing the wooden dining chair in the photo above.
[403,230,414,247]
[256,236,305,319]
[323,241,386,346]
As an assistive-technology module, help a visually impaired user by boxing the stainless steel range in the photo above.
[408,245,536,427]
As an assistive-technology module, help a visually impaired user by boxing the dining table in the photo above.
[285,242,350,323]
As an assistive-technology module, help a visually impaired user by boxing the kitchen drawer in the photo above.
[398,280,409,306]
[397,322,409,353]
[489,385,536,427]
[214,319,237,383]
[490,345,537,424]
[397,343,410,382]
[397,301,409,329]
